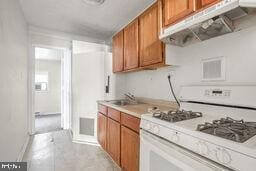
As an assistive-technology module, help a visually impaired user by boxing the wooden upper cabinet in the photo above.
[112,30,124,72]
[201,0,219,7]
[107,118,121,165]
[139,3,164,67]
[124,19,139,70]
[121,126,140,171]
[164,0,196,26]
[97,113,107,150]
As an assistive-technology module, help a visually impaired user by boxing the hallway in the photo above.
[35,114,62,134]
[22,130,121,171]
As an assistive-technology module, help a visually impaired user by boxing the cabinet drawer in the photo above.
[121,113,141,133]
[98,104,107,115]
[108,108,121,122]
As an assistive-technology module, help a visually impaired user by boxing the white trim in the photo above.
[61,48,72,129]
[28,44,36,135]
[72,139,99,146]
[28,44,72,135]
[16,135,30,162]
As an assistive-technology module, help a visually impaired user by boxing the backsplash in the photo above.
[123,26,256,101]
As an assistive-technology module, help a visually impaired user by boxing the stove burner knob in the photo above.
[145,123,151,130]
[196,141,209,156]
[215,148,232,165]
[171,132,179,142]
[152,125,160,134]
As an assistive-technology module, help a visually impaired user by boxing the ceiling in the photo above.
[19,0,155,41]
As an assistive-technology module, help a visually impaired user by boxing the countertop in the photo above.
[98,98,178,118]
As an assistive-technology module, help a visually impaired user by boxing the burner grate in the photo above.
[153,110,202,122]
[197,117,256,143]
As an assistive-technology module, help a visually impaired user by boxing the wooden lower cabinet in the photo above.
[107,118,121,165]
[98,105,141,170]
[97,113,107,150]
[121,126,140,171]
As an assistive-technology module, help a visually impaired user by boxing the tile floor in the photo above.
[35,114,62,134]
[22,130,121,171]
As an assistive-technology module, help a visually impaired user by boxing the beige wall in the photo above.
[0,0,29,161]
[35,59,61,114]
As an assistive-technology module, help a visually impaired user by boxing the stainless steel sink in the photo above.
[110,100,145,106]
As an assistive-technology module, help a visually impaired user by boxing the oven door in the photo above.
[140,130,228,171]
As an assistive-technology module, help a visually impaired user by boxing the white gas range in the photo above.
[140,85,256,171]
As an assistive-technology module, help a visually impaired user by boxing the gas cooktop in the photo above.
[197,117,256,143]
[152,109,202,122]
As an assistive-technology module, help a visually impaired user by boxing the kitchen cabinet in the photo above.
[164,0,197,26]
[139,3,164,67]
[112,30,124,72]
[121,112,140,133]
[108,107,121,122]
[107,118,121,165]
[112,2,166,72]
[98,104,107,115]
[201,0,219,7]
[124,19,139,70]
[97,113,107,150]
[121,126,140,171]
[97,105,141,169]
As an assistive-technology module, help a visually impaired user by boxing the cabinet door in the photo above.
[121,126,140,171]
[107,118,121,165]
[164,0,196,26]
[139,3,163,67]
[124,19,139,70]
[97,113,107,150]
[201,0,219,7]
[112,30,124,72]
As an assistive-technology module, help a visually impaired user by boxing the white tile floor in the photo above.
[35,114,62,134]
[23,130,121,171]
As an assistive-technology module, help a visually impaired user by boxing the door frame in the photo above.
[28,44,72,135]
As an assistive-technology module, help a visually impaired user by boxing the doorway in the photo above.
[34,47,62,134]
[29,45,71,135]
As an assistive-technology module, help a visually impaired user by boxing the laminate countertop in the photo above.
[97,98,178,118]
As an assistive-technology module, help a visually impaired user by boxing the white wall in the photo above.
[0,0,29,161]
[72,43,105,142]
[104,52,127,100]
[125,26,256,101]
[35,59,61,114]
[29,26,105,49]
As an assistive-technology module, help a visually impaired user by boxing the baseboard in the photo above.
[16,135,30,162]
[35,112,61,116]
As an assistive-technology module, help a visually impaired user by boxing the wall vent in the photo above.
[202,57,225,81]
[79,117,95,136]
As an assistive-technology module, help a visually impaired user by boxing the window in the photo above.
[35,72,48,91]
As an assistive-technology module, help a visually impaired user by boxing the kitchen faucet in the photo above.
[124,93,136,102]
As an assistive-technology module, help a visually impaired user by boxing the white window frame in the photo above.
[35,72,49,92]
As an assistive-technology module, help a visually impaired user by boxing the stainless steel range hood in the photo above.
[160,0,256,47]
